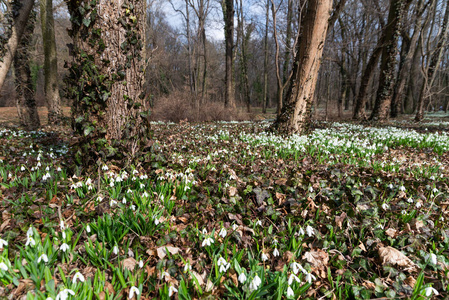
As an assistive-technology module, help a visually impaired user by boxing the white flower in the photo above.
[110,199,117,207]
[57,167,62,172]
[381,203,390,210]
[430,253,437,265]
[286,286,294,297]
[160,270,169,280]
[424,287,439,296]
[401,210,407,215]
[139,183,145,189]
[184,262,192,273]
[305,225,314,237]
[38,254,48,263]
[21,165,25,171]
[407,198,413,203]
[308,186,314,193]
[219,227,227,238]
[122,198,127,204]
[232,224,238,230]
[168,284,178,297]
[0,262,8,271]
[288,274,300,285]
[399,186,406,191]
[102,165,109,171]
[139,260,144,268]
[249,275,262,291]
[202,237,214,247]
[432,188,439,193]
[238,272,247,284]
[59,221,65,231]
[297,227,305,236]
[27,226,34,238]
[60,243,70,252]
[129,286,140,299]
[305,272,316,283]
[127,188,132,193]
[202,228,207,235]
[0,239,8,248]
[130,204,136,211]
[261,253,268,261]
[388,184,393,189]
[55,289,75,300]
[86,225,91,233]
[113,245,119,255]
[255,220,262,226]
[142,191,149,198]
[62,231,66,239]
[72,272,85,284]
[273,248,279,257]
[416,201,422,208]
[290,262,307,275]
[25,236,36,247]
[154,217,160,225]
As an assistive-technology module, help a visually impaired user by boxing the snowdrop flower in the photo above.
[113,245,119,255]
[139,183,145,189]
[160,270,170,280]
[219,227,227,238]
[308,186,314,193]
[305,272,316,283]
[249,275,262,291]
[59,221,65,231]
[290,262,307,275]
[138,260,143,268]
[55,289,75,300]
[25,236,36,247]
[57,166,62,172]
[102,165,109,171]
[72,272,85,284]
[407,198,413,203]
[0,262,8,271]
[86,224,91,233]
[0,239,8,248]
[217,257,230,272]
[184,262,192,273]
[416,201,422,208]
[110,199,117,207]
[399,186,406,191]
[255,220,262,226]
[62,231,66,239]
[60,243,70,252]
[122,198,127,205]
[286,286,295,297]
[238,272,247,284]
[27,226,34,238]
[432,188,439,193]
[21,165,25,171]
[401,210,407,215]
[297,227,305,236]
[430,253,437,265]
[8,173,12,178]
[273,248,280,257]
[202,228,208,235]
[387,184,393,189]
[288,274,301,285]
[232,223,238,231]
[381,203,390,210]
[202,237,214,247]
[305,225,315,237]
[127,188,132,194]
[168,284,178,297]
[142,191,149,198]
[154,217,160,225]
[38,254,48,263]
[130,204,136,211]
[129,286,140,299]
[424,287,439,296]
[261,253,268,261]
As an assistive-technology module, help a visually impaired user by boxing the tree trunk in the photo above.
[223,0,235,108]
[262,0,269,114]
[0,0,35,91]
[66,0,149,165]
[40,0,62,124]
[271,0,332,135]
[14,9,40,131]
[370,0,410,121]
[415,0,449,121]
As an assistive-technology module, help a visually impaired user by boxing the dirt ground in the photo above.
[0,107,71,127]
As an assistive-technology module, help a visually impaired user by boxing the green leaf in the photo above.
[83,17,91,27]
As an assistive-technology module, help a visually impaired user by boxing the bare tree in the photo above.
[222,0,235,108]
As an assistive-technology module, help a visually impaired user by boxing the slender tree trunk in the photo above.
[415,0,449,121]
[282,0,293,89]
[40,0,62,124]
[223,0,235,108]
[0,0,35,91]
[271,0,332,135]
[14,9,40,130]
[66,0,149,165]
[262,0,269,114]
[370,0,410,121]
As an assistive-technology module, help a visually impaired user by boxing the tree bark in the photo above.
[415,0,449,121]
[370,0,410,121]
[40,0,62,124]
[14,9,40,131]
[0,0,35,91]
[262,0,269,114]
[66,0,149,165]
[271,0,332,135]
[223,0,235,108]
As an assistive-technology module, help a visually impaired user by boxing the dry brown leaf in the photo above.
[275,178,288,185]
[228,186,238,197]
[378,246,417,271]
[0,219,10,232]
[121,258,137,271]
[98,291,106,300]
[104,281,115,294]
[303,249,329,270]
[404,276,416,288]
[191,271,204,286]
[157,246,180,259]
[283,251,295,262]
[359,242,367,252]
[335,212,347,229]
[385,228,397,238]
[362,280,375,289]
[415,220,424,231]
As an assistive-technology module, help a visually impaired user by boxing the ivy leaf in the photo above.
[83,17,92,27]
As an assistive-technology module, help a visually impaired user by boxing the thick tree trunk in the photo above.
[415,0,449,121]
[262,0,269,114]
[223,0,235,108]
[14,10,40,131]
[271,0,332,135]
[370,0,410,121]
[0,0,35,91]
[66,0,149,165]
[40,0,62,124]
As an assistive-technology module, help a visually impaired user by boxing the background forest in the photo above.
[1,0,448,122]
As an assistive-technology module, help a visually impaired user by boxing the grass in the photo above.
[0,119,448,299]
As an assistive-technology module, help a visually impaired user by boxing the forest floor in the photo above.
[0,109,448,299]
